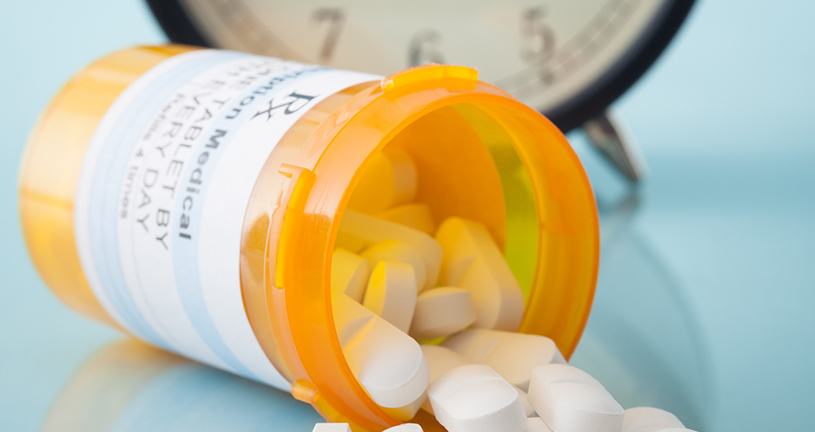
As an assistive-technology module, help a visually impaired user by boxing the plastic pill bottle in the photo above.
[19,45,599,431]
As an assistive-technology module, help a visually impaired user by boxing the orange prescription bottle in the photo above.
[19,45,599,431]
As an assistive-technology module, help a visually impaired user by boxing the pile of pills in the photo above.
[317,148,694,432]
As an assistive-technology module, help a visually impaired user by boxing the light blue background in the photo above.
[1,1,813,431]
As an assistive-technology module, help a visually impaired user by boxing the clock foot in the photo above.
[583,110,648,183]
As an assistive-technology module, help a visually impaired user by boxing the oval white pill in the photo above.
[435,217,525,331]
[362,239,428,292]
[409,287,476,340]
[428,364,527,432]
[527,364,624,432]
[335,294,429,408]
[623,407,685,432]
[363,261,418,333]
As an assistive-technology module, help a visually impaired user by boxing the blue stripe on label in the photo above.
[87,51,247,349]
[171,66,326,381]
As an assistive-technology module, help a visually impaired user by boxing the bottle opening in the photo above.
[251,71,598,431]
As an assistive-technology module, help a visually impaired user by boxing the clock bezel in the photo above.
[145,0,695,133]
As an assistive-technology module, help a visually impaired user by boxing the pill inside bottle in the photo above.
[19,45,599,431]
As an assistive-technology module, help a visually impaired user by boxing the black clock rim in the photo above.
[144,0,696,133]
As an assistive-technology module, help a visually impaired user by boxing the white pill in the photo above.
[334,294,429,408]
[348,147,418,214]
[622,407,685,432]
[420,344,470,414]
[409,287,476,340]
[331,249,371,303]
[384,424,424,432]
[442,329,565,391]
[338,210,442,289]
[362,240,428,293]
[514,385,535,417]
[440,327,503,361]
[312,423,352,432]
[428,364,528,432]
[527,364,624,432]
[377,203,436,235]
[435,217,525,331]
[525,417,554,432]
[362,261,418,333]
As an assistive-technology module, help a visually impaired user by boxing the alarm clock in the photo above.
[146,0,695,182]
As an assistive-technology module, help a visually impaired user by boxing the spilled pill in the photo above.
[428,364,527,432]
[409,287,476,340]
[420,344,470,414]
[622,407,685,432]
[377,203,436,235]
[442,329,565,391]
[334,294,429,408]
[362,239,428,293]
[331,248,371,303]
[338,210,442,289]
[435,217,524,331]
[527,364,624,432]
[348,147,417,214]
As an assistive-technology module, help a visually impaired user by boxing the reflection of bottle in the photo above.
[570,196,713,432]
[40,340,322,432]
[19,45,600,430]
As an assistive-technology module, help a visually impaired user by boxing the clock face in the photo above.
[154,0,692,131]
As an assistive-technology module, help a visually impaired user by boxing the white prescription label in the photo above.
[73,49,380,390]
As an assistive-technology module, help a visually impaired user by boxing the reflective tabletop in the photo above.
[2,1,814,431]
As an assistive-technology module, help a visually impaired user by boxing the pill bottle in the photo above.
[19,45,598,431]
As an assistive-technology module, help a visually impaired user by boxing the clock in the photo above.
[146,0,695,182]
